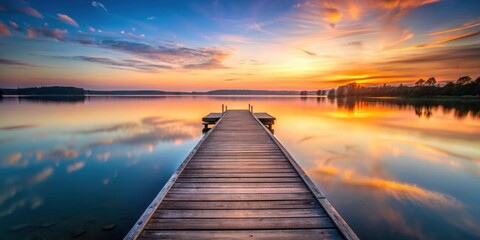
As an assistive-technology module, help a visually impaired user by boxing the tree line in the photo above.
[1,87,86,96]
[324,76,480,97]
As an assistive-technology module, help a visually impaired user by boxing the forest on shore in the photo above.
[322,76,480,98]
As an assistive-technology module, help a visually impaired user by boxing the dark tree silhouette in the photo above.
[334,75,480,97]
[456,76,472,85]
[416,79,425,86]
[425,77,436,86]
[327,88,336,98]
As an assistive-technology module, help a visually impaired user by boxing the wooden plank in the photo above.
[179,173,299,178]
[168,187,310,194]
[145,217,334,230]
[187,160,290,164]
[164,193,315,201]
[152,209,326,219]
[139,229,343,240]
[159,200,320,210]
[182,168,296,173]
[191,158,289,161]
[185,163,292,169]
[172,182,306,188]
[176,177,303,183]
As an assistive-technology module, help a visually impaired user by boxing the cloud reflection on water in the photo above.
[0,113,200,221]
[81,116,199,149]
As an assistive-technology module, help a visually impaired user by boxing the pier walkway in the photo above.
[125,110,358,240]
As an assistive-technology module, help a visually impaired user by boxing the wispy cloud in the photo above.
[82,116,199,149]
[322,7,342,28]
[75,122,137,134]
[248,22,269,33]
[27,167,53,185]
[342,173,462,209]
[302,49,317,56]
[0,21,11,36]
[91,40,231,69]
[390,31,480,52]
[0,124,37,130]
[7,21,19,31]
[27,26,66,41]
[91,1,108,12]
[42,148,79,161]
[436,30,480,44]
[345,41,363,48]
[429,22,480,36]
[19,6,43,18]
[57,14,79,27]
[120,31,145,39]
[70,56,173,72]
[384,44,480,66]
[66,161,85,173]
[146,16,155,20]
[0,59,40,67]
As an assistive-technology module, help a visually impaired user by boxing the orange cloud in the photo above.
[0,21,11,36]
[27,27,67,41]
[27,167,53,185]
[322,7,343,23]
[376,0,439,10]
[67,161,86,173]
[307,162,463,209]
[19,6,43,18]
[390,30,480,52]
[311,164,340,176]
[57,13,79,27]
[342,172,462,209]
[429,22,480,36]
[5,152,21,165]
[436,30,480,44]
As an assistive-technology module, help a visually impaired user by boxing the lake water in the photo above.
[0,96,479,240]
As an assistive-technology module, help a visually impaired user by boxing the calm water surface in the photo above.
[0,96,479,239]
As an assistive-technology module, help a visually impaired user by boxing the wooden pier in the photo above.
[125,109,358,240]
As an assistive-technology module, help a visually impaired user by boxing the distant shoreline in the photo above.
[0,87,304,96]
[1,86,479,98]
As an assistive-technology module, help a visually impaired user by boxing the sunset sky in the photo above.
[0,0,479,91]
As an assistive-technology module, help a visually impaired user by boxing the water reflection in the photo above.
[18,96,87,104]
[280,98,480,239]
[0,96,479,240]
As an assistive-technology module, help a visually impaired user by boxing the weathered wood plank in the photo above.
[145,217,334,230]
[182,168,297,173]
[152,209,326,219]
[185,163,292,169]
[180,173,299,178]
[163,193,315,201]
[139,229,343,240]
[176,177,303,183]
[168,187,310,194]
[159,200,320,210]
[172,182,306,188]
